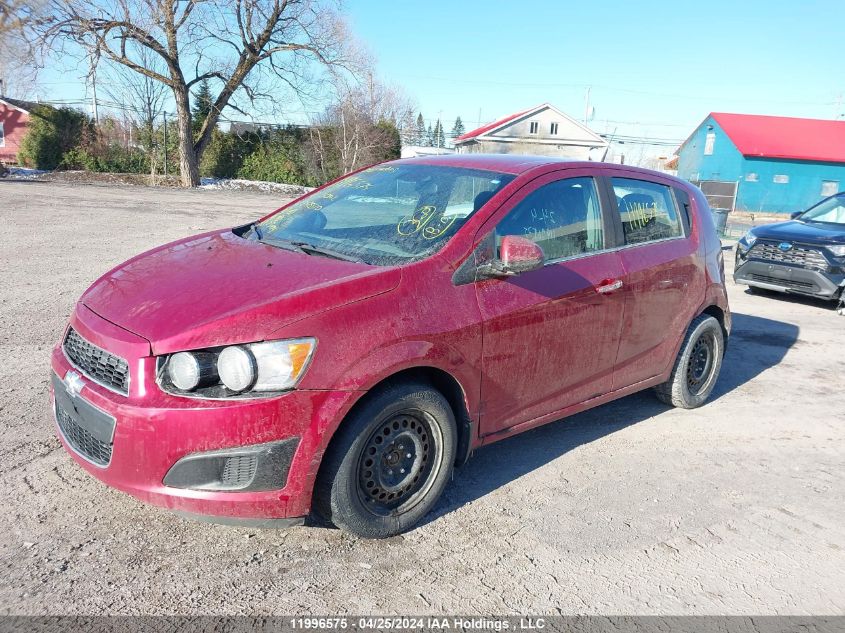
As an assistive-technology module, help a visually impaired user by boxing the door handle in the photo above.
[595,279,623,294]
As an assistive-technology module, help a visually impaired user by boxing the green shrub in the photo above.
[60,147,98,171]
[18,106,92,170]
[61,144,150,174]
[199,128,260,179]
[237,144,303,183]
[374,120,401,162]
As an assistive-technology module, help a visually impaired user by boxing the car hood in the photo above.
[81,229,400,354]
[752,220,845,245]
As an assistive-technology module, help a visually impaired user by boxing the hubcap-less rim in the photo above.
[687,332,716,395]
[357,410,442,517]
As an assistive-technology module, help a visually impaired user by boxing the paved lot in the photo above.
[1,180,843,615]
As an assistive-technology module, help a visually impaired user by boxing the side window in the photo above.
[612,177,684,245]
[445,174,505,219]
[495,177,604,261]
[0,121,5,147]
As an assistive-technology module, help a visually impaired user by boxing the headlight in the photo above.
[167,351,217,390]
[738,231,757,253]
[159,338,316,398]
[827,245,845,257]
[218,346,257,392]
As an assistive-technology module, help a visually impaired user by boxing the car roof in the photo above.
[389,154,690,186]
[391,153,572,174]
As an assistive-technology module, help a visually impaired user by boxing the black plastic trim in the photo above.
[174,511,305,529]
[163,437,300,492]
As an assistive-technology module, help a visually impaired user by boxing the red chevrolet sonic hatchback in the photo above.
[50,155,730,538]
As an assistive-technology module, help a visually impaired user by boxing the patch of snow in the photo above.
[199,177,312,196]
[3,167,48,180]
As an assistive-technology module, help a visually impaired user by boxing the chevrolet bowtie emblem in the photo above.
[64,370,85,398]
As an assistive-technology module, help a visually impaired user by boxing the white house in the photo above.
[454,103,608,160]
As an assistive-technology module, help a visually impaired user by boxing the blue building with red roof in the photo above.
[677,112,845,214]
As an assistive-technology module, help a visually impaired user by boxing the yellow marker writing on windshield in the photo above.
[397,206,438,236]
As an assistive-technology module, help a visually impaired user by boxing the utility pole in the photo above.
[584,86,591,125]
[162,111,167,177]
[90,66,99,125]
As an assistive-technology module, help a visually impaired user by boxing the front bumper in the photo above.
[734,257,845,299]
[50,306,360,523]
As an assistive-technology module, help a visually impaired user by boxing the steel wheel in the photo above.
[314,381,457,538]
[356,410,443,517]
[686,331,716,396]
[654,314,725,409]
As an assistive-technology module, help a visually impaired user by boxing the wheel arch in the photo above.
[308,365,474,519]
[330,365,474,468]
[700,304,729,348]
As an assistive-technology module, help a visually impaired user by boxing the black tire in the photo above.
[654,315,725,409]
[313,381,457,538]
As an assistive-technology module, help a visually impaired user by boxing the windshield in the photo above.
[799,195,845,225]
[253,164,515,265]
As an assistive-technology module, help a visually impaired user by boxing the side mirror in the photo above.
[790,211,803,220]
[479,235,545,278]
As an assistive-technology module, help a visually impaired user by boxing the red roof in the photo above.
[711,112,845,163]
[455,106,535,141]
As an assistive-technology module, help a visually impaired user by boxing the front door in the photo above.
[475,173,626,435]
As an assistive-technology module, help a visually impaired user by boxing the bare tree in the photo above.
[0,0,46,35]
[101,45,168,172]
[40,0,355,186]
[307,76,412,181]
[0,0,46,96]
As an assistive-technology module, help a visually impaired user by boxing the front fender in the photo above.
[288,339,481,517]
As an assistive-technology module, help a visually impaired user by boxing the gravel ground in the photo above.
[1,180,843,615]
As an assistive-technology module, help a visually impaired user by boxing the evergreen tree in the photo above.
[415,113,426,146]
[450,116,465,142]
[192,79,214,134]
[425,123,434,147]
[399,109,416,147]
[435,118,446,148]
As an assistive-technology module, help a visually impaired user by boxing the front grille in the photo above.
[748,273,818,291]
[749,242,829,270]
[221,454,258,488]
[55,402,113,466]
[63,328,129,395]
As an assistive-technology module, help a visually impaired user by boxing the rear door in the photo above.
[606,174,704,389]
[474,170,627,435]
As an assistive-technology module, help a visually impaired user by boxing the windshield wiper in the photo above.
[256,235,366,263]
[288,241,366,263]
[251,222,263,240]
